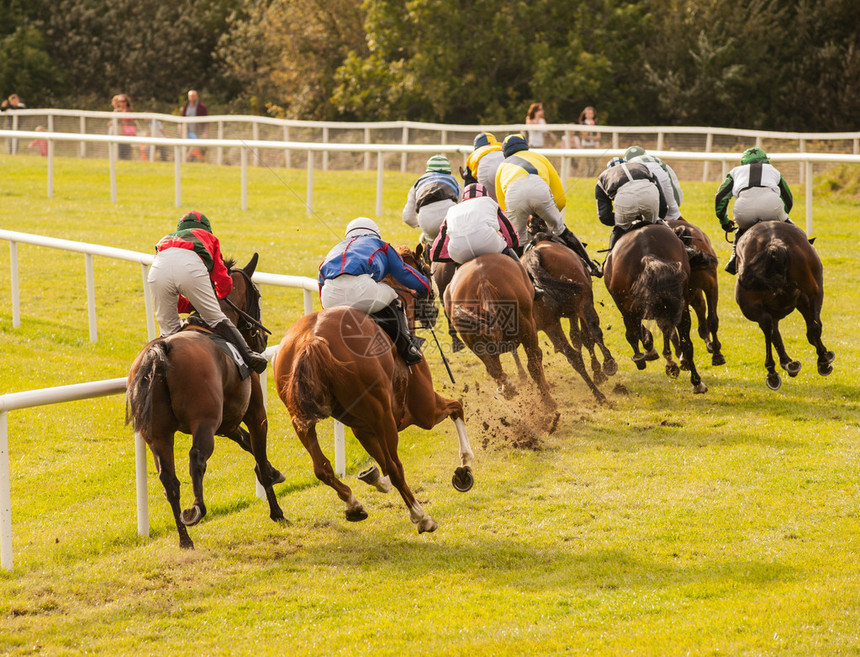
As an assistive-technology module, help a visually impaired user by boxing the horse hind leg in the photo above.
[227,426,286,485]
[294,419,367,522]
[242,383,287,523]
[545,318,606,403]
[758,316,782,390]
[182,422,218,527]
[771,324,802,378]
[148,437,194,549]
[704,281,725,366]
[678,308,707,394]
[797,294,835,375]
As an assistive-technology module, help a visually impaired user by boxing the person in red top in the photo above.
[146,211,268,373]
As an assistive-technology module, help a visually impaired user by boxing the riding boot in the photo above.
[725,227,745,275]
[608,225,624,252]
[372,301,425,366]
[503,247,544,301]
[560,227,603,278]
[213,320,268,373]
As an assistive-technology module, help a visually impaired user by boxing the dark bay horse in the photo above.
[274,246,474,534]
[126,254,285,549]
[521,229,616,403]
[734,220,834,390]
[444,253,557,409]
[604,223,707,394]
[668,218,725,366]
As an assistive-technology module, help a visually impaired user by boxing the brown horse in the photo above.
[126,254,285,549]
[734,220,834,390]
[444,252,557,408]
[668,218,725,366]
[274,246,474,534]
[604,223,707,394]
[521,229,616,403]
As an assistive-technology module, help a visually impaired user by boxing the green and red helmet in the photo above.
[177,210,212,232]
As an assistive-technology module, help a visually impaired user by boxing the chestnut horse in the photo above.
[274,246,473,534]
[126,254,285,549]
[734,220,834,390]
[604,223,707,394]
[521,226,616,403]
[444,252,557,408]
[668,218,725,366]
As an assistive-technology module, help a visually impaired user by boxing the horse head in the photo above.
[224,253,270,353]
[396,244,438,329]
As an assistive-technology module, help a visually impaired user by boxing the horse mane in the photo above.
[739,238,791,292]
[125,339,172,431]
[631,256,685,329]
[223,256,236,270]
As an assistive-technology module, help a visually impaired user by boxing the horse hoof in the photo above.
[345,507,368,522]
[270,468,287,485]
[499,382,518,399]
[603,359,618,377]
[632,354,647,370]
[706,342,714,354]
[679,359,691,371]
[417,518,438,534]
[692,383,708,394]
[784,361,801,377]
[766,373,782,391]
[593,371,608,385]
[666,363,680,379]
[180,538,194,550]
[712,353,726,366]
[452,467,474,492]
[358,465,381,486]
[825,351,836,364]
[644,349,660,362]
[548,411,561,434]
[818,362,833,376]
[180,506,203,527]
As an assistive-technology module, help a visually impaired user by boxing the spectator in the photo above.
[110,94,137,160]
[181,89,209,162]
[526,103,547,148]
[2,93,26,154]
[573,106,600,175]
[28,125,48,157]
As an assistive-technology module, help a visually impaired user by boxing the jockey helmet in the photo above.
[606,157,626,168]
[741,147,769,165]
[463,183,490,200]
[177,210,212,232]
[502,133,529,158]
[345,217,381,239]
[473,132,498,149]
[623,145,647,160]
[425,154,452,174]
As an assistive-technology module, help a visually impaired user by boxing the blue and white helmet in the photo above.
[344,217,381,239]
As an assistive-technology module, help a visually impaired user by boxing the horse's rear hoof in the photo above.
[603,359,618,377]
[417,518,438,534]
[825,350,836,364]
[692,382,708,394]
[712,353,726,366]
[345,507,368,522]
[818,362,833,376]
[665,363,680,379]
[180,538,194,550]
[270,468,287,485]
[632,354,647,370]
[766,373,782,391]
[783,360,801,377]
[452,467,474,492]
[180,506,203,527]
[644,349,660,362]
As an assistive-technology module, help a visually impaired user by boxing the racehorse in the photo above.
[603,223,707,394]
[126,254,285,549]
[444,252,558,409]
[668,218,725,366]
[522,218,616,403]
[734,220,834,390]
[274,245,474,534]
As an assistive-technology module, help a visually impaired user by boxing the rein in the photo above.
[228,268,272,337]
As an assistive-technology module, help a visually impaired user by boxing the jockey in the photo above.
[430,183,519,265]
[318,217,431,366]
[715,147,794,275]
[623,145,684,220]
[596,157,668,252]
[147,210,269,373]
[464,132,505,201]
[402,154,462,245]
[496,133,602,277]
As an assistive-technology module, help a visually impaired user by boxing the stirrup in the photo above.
[724,258,737,275]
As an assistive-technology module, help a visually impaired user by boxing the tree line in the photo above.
[1,0,858,131]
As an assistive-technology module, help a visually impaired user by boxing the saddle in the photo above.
[181,320,252,380]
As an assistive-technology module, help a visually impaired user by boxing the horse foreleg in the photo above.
[476,350,517,398]
[352,422,437,533]
[147,436,194,549]
[510,348,528,382]
[521,326,557,411]
[797,294,835,376]
[623,315,648,369]
[183,422,217,527]
[226,425,286,485]
[293,419,366,522]
[757,314,781,390]
[678,308,707,393]
[771,323,801,378]
[544,319,606,403]
[243,378,287,523]
[662,329,681,379]
[580,309,617,378]
[704,276,725,365]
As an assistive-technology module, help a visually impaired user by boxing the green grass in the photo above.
[1,154,859,655]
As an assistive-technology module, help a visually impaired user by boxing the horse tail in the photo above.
[523,249,582,308]
[687,247,719,271]
[125,339,172,433]
[284,336,336,431]
[631,255,685,331]
[739,240,789,292]
[452,278,505,342]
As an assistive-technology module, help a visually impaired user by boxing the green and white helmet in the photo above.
[741,147,769,165]
[426,154,452,174]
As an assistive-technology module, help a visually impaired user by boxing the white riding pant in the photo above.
[147,247,228,335]
[733,187,789,230]
[614,179,661,225]
[476,152,504,201]
[320,274,398,313]
[417,199,457,244]
[447,224,507,264]
[504,176,564,244]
